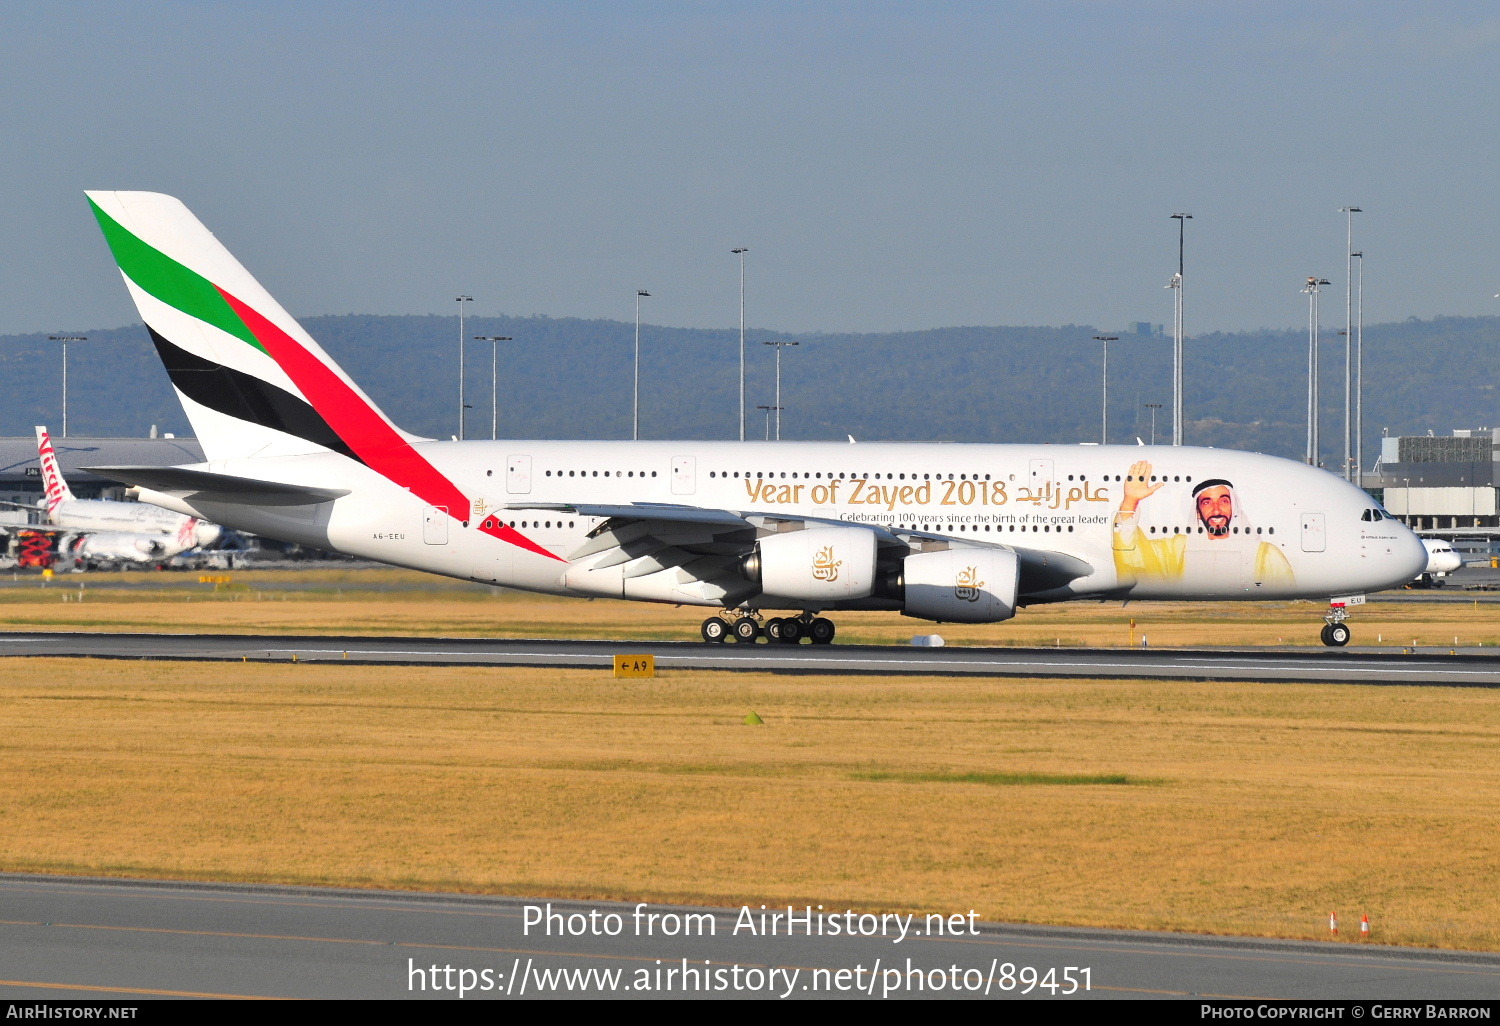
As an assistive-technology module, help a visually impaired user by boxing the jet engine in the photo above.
[66,533,167,562]
[901,547,1019,623]
[741,526,877,602]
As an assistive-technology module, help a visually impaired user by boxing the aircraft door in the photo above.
[1028,459,1054,486]
[1300,512,1327,553]
[672,456,696,495]
[507,455,532,494]
[424,506,449,545]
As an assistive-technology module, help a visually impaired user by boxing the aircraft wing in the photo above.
[503,501,1094,602]
[83,466,350,506]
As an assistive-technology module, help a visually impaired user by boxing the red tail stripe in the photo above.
[216,287,564,563]
[219,288,466,511]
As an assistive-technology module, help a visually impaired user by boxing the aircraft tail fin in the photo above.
[84,191,416,464]
[35,426,75,517]
[173,514,200,552]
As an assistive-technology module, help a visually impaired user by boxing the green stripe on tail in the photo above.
[87,197,265,354]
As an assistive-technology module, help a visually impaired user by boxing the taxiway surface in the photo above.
[2,875,1497,1000]
[0,631,1496,685]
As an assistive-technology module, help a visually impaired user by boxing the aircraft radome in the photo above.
[80,191,1427,646]
[1415,538,1464,588]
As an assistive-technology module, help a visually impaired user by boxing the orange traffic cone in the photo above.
[1360,914,1370,939]
[1329,911,1339,936]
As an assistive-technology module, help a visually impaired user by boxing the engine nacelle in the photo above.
[901,548,1019,623]
[746,526,878,602]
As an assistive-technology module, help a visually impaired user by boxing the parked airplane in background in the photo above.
[2,426,222,567]
[81,191,1427,645]
[1414,538,1464,588]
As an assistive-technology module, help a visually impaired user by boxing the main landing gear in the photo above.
[699,612,836,645]
[1320,603,1352,647]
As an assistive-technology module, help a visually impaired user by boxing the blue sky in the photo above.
[5,1,1500,336]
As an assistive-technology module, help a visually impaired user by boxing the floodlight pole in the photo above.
[756,404,779,441]
[1339,207,1362,480]
[1093,336,1118,444]
[634,290,651,441]
[474,336,512,439]
[455,296,473,440]
[1169,213,1192,445]
[733,248,748,442]
[48,336,87,437]
[1144,403,1163,446]
[1303,277,1331,465]
[1165,272,1182,444]
[1354,252,1365,482]
[763,339,799,440]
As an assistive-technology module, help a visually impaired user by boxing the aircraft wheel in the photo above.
[778,618,804,644]
[808,617,836,645]
[1325,623,1351,647]
[701,617,730,644]
[764,618,786,643]
[732,617,761,643]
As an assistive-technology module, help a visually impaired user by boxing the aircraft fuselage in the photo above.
[139,439,1426,611]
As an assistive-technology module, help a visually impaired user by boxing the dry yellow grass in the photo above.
[1,568,1498,648]
[2,657,1498,950]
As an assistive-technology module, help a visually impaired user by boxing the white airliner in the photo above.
[6,426,222,567]
[1416,538,1464,587]
[79,191,1426,646]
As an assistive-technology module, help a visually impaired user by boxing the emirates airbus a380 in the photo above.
[81,192,1426,647]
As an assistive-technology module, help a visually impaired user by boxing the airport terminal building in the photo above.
[1367,428,1499,533]
[0,434,205,517]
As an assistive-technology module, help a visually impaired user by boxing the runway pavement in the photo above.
[1,874,1497,1000]
[0,630,1497,685]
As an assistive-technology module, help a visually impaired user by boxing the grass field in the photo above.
[2,657,1499,950]
[0,567,1497,648]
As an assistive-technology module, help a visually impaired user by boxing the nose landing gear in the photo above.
[1320,600,1354,647]
[1320,622,1351,647]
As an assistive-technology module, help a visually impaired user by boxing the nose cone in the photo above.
[1394,524,1429,584]
[1422,540,1463,574]
[195,523,223,547]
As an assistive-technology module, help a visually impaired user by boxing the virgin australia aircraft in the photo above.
[2,425,222,566]
[1416,538,1464,587]
[80,191,1426,646]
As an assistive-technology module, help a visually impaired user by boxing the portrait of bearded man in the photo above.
[1112,459,1294,590]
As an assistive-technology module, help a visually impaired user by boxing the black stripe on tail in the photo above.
[146,325,361,463]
